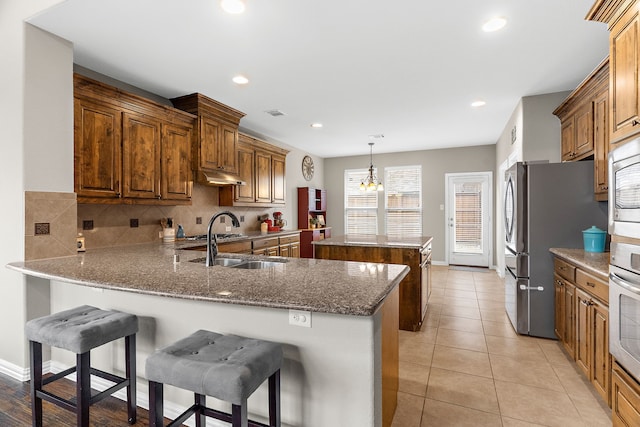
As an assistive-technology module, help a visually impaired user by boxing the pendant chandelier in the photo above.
[360,142,383,192]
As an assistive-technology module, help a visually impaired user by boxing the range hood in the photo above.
[200,170,246,186]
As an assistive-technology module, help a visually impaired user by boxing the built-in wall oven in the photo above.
[609,138,640,239]
[609,138,640,382]
[610,242,640,381]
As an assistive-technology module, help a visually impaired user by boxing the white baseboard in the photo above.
[0,358,228,427]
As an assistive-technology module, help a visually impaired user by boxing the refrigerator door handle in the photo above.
[519,284,544,291]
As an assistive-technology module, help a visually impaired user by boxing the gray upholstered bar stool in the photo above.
[145,329,282,427]
[25,305,139,426]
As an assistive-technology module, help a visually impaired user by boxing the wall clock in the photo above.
[302,155,314,181]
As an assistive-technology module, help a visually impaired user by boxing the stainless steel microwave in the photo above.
[609,138,640,239]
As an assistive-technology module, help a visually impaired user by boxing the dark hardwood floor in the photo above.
[0,371,172,426]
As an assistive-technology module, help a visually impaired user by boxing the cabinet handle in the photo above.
[580,299,589,306]
[586,281,596,288]
[115,180,121,197]
[633,119,640,126]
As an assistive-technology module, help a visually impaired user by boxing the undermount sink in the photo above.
[189,257,286,269]
[231,260,285,269]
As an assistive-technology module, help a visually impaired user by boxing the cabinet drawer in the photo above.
[252,237,280,250]
[612,361,640,427]
[555,258,576,282]
[218,240,252,254]
[279,235,300,245]
[576,269,608,305]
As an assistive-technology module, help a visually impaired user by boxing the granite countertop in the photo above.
[549,248,610,280]
[313,235,433,250]
[7,242,408,316]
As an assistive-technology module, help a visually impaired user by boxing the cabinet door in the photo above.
[290,243,300,258]
[554,275,565,341]
[74,98,122,199]
[255,151,272,203]
[279,244,290,257]
[266,246,279,257]
[610,6,640,143]
[575,289,591,377]
[122,112,161,199]
[219,124,238,173]
[561,119,576,161]
[235,142,255,203]
[199,116,221,170]
[161,123,192,201]
[574,103,594,157]
[563,282,576,359]
[612,362,640,426]
[592,301,610,405]
[271,154,286,204]
[594,90,610,200]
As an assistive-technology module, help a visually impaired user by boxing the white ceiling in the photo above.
[28,0,610,158]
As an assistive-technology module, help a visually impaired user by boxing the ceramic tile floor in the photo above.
[391,265,612,427]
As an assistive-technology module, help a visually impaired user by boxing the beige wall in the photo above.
[324,145,496,263]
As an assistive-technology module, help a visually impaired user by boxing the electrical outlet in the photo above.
[196,217,202,224]
[289,310,312,328]
[225,226,231,232]
[240,215,245,223]
[220,217,226,224]
[34,223,50,235]
[130,218,139,228]
[82,220,94,230]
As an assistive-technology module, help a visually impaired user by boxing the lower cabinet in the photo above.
[553,255,611,406]
[252,234,300,258]
[612,361,640,427]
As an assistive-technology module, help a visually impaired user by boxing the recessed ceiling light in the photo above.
[232,75,249,85]
[221,0,245,14]
[482,17,507,32]
[471,100,487,108]
[310,123,323,128]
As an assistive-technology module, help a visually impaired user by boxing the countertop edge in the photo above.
[549,248,609,280]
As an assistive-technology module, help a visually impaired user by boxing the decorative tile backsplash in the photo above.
[77,183,280,250]
[25,191,77,260]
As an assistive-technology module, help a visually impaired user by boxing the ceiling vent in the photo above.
[265,109,286,117]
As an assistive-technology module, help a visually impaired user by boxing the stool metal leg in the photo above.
[29,341,43,427]
[125,334,137,424]
[76,351,91,427]
[268,370,281,427]
[231,401,248,427]
[149,380,164,427]
[195,394,206,427]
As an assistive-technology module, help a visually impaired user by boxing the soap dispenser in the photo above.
[176,224,185,239]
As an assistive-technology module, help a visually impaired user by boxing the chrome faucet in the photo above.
[206,211,241,267]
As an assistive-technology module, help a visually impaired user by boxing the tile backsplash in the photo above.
[77,183,282,249]
[25,191,78,260]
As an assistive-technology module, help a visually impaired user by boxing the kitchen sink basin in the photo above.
[231,260,285,269]
[189,257,286,269]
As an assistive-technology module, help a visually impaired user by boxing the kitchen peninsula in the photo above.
[7,243,408,427]
[314,235,433,331]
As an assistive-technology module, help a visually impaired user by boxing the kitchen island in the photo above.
[314,235,433,331]
[7,243,408,427]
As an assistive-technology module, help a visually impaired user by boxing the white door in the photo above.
[446,172,492,267]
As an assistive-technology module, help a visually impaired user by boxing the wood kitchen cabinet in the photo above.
[219,133,288,207]
[612,360,640,426]
[279,235,301,258]
[74,74,195,205]
[553,254,611,406]
[553,58,610,199]
[588,1,640,147]
[170,93,245,176]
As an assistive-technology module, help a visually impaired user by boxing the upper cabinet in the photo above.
[588,0,640,147]
[219,133,289,207]
[74,74,195,205]
[171,93,245,177]
[553,58,609,200]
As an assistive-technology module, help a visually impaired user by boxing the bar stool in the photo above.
[145,329,282,427]
[26,305,139,426]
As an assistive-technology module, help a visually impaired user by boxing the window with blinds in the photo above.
[344,169,378,235]
[385,166,422,237]
[454,182,483,253]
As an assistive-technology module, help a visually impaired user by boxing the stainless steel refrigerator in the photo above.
[503,160,607,338]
